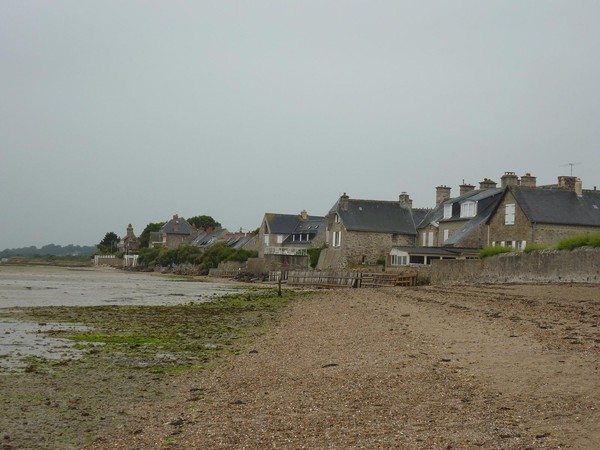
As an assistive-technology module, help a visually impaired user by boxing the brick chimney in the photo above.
[339,193,349,212]
[399,192,412,209]
[436,185,451,206]
[501,172,519,188]
[520,173,537,188]
[479,178,497,190]
[459,182,475,196]
[172,214,180,232]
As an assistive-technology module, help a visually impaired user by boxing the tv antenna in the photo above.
[562,162,581,176]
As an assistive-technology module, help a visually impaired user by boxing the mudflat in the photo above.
[87,283,600,449]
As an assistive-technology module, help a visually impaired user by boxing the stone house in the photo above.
[258,210,326,270]
[117,224,140,252]
[158,214,194,249]
[426,178,505,249]
[486,175,600,248]
[318,193,427,270]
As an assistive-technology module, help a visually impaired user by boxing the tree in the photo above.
[187,215,221,230]
[97,232,120,254]
[138,222,166,248]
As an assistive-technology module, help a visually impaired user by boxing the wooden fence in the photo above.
[279,271,417,288]
[208,268,241,278]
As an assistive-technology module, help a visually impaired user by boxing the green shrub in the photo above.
[556,233,592,250]
[588,231,600,248]
[479,246,514,258]
[307,247,323,269]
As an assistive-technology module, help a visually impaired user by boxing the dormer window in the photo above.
[443,203,453,219]
[460,201,477,218]
[334,213,340,223]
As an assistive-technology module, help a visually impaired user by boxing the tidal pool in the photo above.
[0,265,245,370]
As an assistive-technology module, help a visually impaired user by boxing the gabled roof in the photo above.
[332,198,417,235]
[411,208,431,229]
[443,199,499,245]
[161,215,193,235]
[264,213,326,235]
[440,188,503,223]
[189,229,228,248]
[505,187,600,227]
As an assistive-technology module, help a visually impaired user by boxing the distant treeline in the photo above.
[0,244,97,258]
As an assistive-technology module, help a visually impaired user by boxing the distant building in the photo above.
[117,224,140,252]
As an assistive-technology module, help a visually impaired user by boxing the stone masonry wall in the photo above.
[343,230,415,268]
[430,247,600,284]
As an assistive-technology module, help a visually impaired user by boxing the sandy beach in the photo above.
[86,283,600,449]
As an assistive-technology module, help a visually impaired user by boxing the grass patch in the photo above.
[11,288,295,373]
[556,230,600,250]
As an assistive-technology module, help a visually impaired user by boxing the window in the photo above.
[443,229,449,242]
[519,240,527,250]
[443,203,453,219]
[390,254,408,265]
[422,232,427,246]
[460,201,477,218]
[332,231,341,247]
[428,231,434,247]
[334,214,340,223]
[505,203,515,225]
[276,235,283,244]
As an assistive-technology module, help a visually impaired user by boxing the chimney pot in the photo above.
[459,183,475,196]
[501,171,519,188]
[399,192,412,209]
[435,185,452,206]
[479,178,497,190]
[520,173,537,188]
[340,193,349,211]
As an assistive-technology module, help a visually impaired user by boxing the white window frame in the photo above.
[332,231,342,248]
[422,232,427,246]
[443,203,453,219]
[428,231,434,247]
[443,229,449,242]
[505,203,516,225]
[460,201,477,218]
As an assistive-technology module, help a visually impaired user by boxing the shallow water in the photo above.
[0,265,241,308]
[0,265,243,370]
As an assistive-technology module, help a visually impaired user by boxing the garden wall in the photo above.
[430,247,600,284]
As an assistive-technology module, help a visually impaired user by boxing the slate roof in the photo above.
[443,199,499,245]
[506,187,600,226]
[440,188,504,223]
[332,199,417,235]
[161,216,193,235]
[264,213,326,235]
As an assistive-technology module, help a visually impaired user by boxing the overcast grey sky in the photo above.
[1,1,599,249]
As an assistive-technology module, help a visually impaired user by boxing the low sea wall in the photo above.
[430,247,600,284]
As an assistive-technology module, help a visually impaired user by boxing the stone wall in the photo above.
[430,247,600,284]
[343,230,414,267]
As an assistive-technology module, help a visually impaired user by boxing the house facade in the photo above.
[487,176,600,248]
[258,210,326,270]
[117,224,140,252]
[318,193,423,270]
[158,214,194,248]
